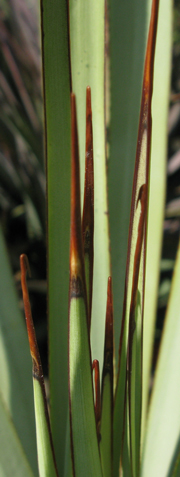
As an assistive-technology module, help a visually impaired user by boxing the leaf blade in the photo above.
[40,0,71,473]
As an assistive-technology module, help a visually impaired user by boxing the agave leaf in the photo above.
[40,0,71,473]
[69,95,102,477]
[0,225,38,475]
[142,0,172,440]
[0,392,35,477]
[113,1,159,474]
[20,254,58,477]
[69,0,110,370]
[141,239,180,477]
[108,0,151,362]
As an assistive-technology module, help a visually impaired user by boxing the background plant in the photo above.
[0,0,180,476]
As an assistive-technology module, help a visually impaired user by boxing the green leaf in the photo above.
[69,95,102,477]
[108,0,150,363]
[0,225,38,475]
[69,0,110,371]
[141,240,180,476]
[113,0,159,472]
[69,297,102,477]
[40,0,71,474]
[141,0,172,441]
[0,392,35,477]
[32,380,58,477]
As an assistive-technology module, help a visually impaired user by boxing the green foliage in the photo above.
[0,0,179,477]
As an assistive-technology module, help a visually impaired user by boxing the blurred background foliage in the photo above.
[0,0,180,376]
[0,0,47,372]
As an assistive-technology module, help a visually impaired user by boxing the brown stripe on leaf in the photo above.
[82,86,94,324]
[20,254,42,378]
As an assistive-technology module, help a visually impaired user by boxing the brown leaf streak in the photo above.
[82,86,94,324]
[70,94,87,303]
[92,359,101,441]
[20,254,59,476]
[137,0,159,165]
[20,254,40,375]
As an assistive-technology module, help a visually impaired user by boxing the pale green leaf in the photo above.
[142,0,172,441]
[141,240,180,477]
[69,0,110,371]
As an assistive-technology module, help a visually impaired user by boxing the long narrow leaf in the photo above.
[113,1,159,474]
[141,239,180,477]
[69,94,102,477]
[40,0,71,473]
[108,0,150,362]
[0,392,35,477]
[142,0,172,441]
[69,0,110,371]
[0,225,38,475]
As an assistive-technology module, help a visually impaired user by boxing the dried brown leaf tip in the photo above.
[82,86,94,324]
[70,93,87,304]
[135,0,159,182]
[92,359,101,441]
[20,253,41,379]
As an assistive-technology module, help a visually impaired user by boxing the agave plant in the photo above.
[1,0,179,476]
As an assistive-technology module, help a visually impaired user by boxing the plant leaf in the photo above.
[69,0,110,371]
[0,225,38,475]
[113,1,159,474]
[141,239,180,477]
[141,0,172,441]
[40,0,71,473]
[108,0,150,363]
[69,95,102,477]
[0,392,35,477]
